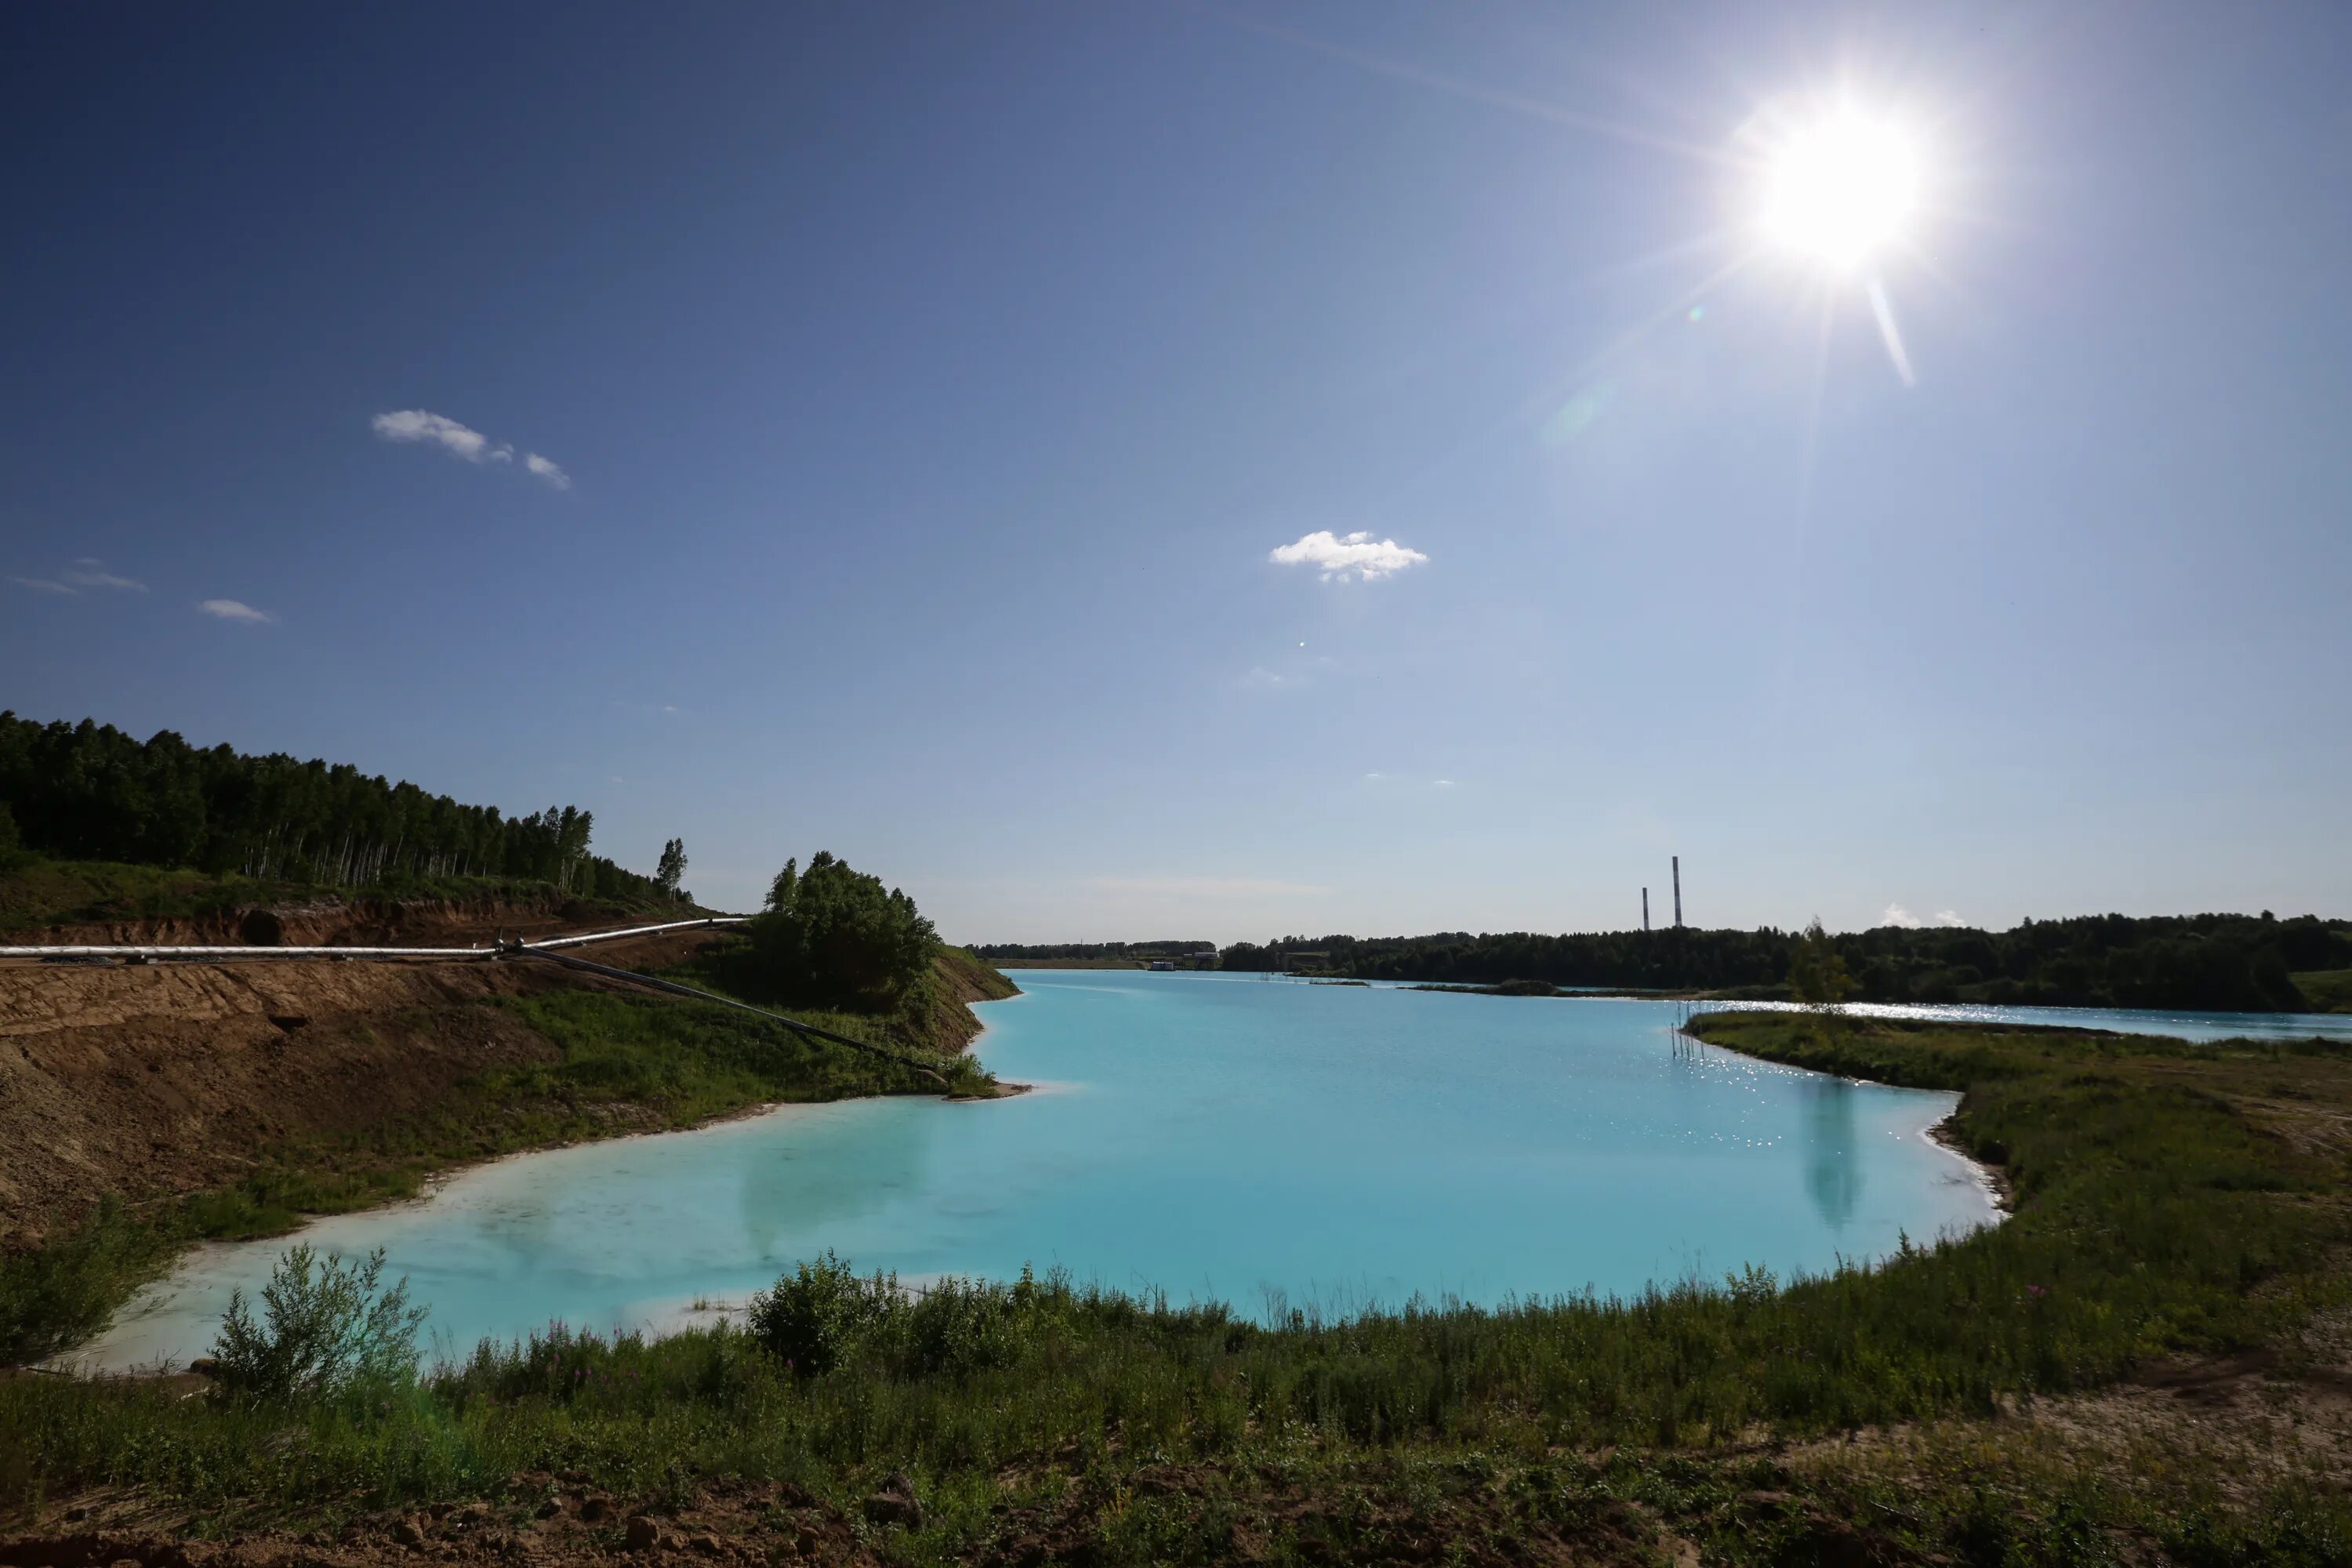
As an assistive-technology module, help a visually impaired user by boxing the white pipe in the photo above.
[524,916,747,950]
[0,915,748,963]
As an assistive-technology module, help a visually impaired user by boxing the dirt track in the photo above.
[0,905,734,1247]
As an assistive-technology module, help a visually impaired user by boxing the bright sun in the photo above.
[1759,108,1922,270]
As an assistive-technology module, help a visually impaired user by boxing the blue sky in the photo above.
[4,2,2347,942]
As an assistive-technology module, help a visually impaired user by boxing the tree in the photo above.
[655,837,688,900]
[1786,918,1856,1014]
[742,851,938,1011]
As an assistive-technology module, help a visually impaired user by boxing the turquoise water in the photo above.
[80,974,2018,1369]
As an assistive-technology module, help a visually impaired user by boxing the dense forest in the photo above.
[1216,913,2351,1012]
[974,939,1217,963]
[0,712,681,905]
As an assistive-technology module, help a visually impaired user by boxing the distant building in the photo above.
[1147,959,1176,971]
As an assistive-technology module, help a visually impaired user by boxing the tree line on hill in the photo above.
[0,711,687,906]
[1214,913,2349,1012]
[974,939,1218,962]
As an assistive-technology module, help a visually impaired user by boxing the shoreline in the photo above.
[1675,1017,2016,1220]
[1927,1111,2014,1212]
[20,962,1020,1371]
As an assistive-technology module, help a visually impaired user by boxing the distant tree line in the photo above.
[0,711,686,904]
[1214,913,2350,1013]
[973,939,1217,962]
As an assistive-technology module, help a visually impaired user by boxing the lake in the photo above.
[81,971,2172,1370]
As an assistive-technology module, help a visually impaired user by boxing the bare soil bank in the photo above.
[3,887,654,950]
[0,902,1005,1248]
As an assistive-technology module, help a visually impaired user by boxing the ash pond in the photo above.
[80,974,2001,1370]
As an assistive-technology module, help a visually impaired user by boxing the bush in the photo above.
[739,851,938,1011]
[209,1244,425,1400]
[902,1274,1025,1377]
[745,1251,895,1377]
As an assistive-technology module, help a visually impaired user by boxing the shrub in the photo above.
[902,1274,1023,1377]
[739,851,938,1011]
[745,1251,895,1377]
[209,1244,426,1400]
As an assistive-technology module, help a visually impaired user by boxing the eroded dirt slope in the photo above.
[0,896,747,1247]
[5,891,697,949]
[0,904,997,1247]
[3,955,573,1247]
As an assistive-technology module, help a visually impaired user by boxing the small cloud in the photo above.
[198,599,274,623]
[1433,779,1456,788]
[1240,666,1290,689]
[373,408,495,461]
[1269,529,1429,582]
[373,410,568,488]
[1882,903,1923,928]
[63,559,146,592]
[660,704,681,714]
[1934,909,1967,927]
[12,558,147,596]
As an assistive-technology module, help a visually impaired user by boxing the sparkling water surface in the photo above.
[87,971,2318,1370]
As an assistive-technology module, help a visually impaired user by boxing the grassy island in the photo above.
[5,1010,2349,1565]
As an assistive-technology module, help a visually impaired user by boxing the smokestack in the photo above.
[1642,887,1650,931]
[1672,856,1682,928]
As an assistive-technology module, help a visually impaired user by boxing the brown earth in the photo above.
[0,899,993,1249]
[3,891,689,951]
[0,1466,1700,1568]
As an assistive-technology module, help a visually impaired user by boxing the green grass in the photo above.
[2293,968,2352,1013]
[5,1012,2351,1561]
[0,987,989,1366]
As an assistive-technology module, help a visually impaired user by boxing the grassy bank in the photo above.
[5,1011,2350,1562]
[2296,968,2352,1013]
[0,981,995,1367]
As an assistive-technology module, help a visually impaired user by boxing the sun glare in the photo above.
[1759,107,1922,270]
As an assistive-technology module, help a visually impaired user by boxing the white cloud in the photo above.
[1085,876,1331,899]
[198,599,274,623]
[373,410,568,488]
[63,559,147,592]
[373,408,493,460]
[1269,529,1428,582]
[13,558,147,595]
[1884,904,1969,929]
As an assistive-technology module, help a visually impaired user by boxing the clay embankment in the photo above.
[7,888,643,951]
[0,900,1004,1249]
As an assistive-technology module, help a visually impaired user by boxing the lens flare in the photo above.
[1759,108,1922,269]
